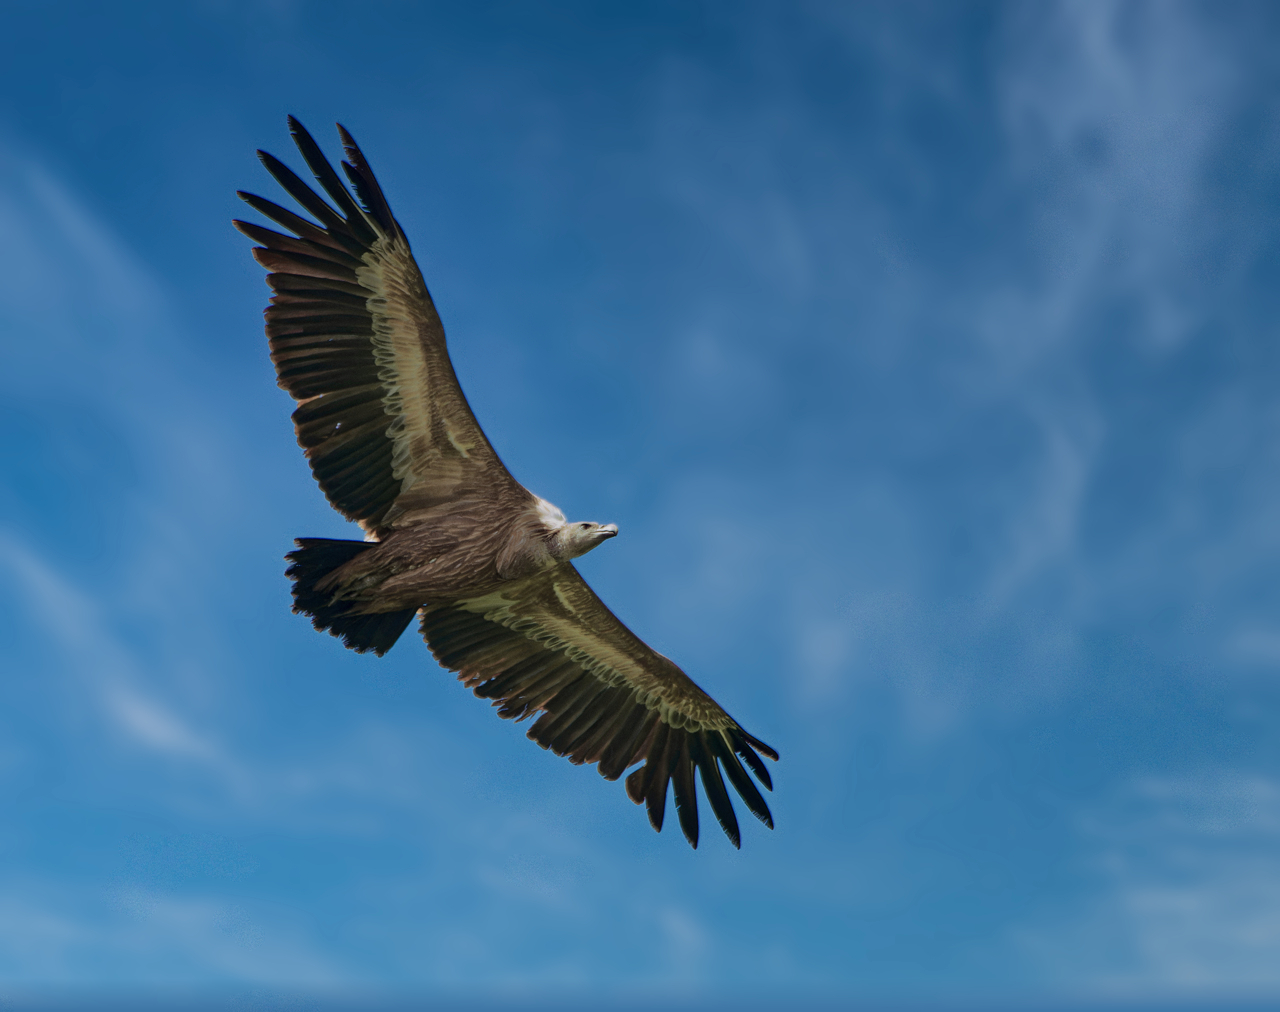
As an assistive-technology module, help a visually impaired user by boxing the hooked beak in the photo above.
[598,523,619,539]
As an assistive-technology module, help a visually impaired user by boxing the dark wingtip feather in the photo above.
[671,736,700,849]
[335,123,364,160]
[334,123,397,234]
[287,116,377,244]
[711,733,774,829]
[730,729,775,791]
[643,726,676,833]
[257,149,351,235]
[645,774,668,832]
[741,731,779,762]
[694,733,741,848]
[236,190,354,252]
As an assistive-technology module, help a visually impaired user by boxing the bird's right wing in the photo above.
[236,117,530,538]
[420,566,778,849]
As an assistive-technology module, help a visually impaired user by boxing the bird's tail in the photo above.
[284,538,417,656]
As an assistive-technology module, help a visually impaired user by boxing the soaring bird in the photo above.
[236,118,777,848]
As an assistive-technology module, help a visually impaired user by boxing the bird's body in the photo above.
[313,497,612,609]
[237,118,777,848]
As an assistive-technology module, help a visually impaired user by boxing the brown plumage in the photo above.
[237,117,778,848]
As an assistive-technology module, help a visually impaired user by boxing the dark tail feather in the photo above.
[284,538,416,656]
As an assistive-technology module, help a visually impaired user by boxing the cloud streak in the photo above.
[1021,772,1280,990]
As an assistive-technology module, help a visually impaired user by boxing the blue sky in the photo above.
[0,1,1278,1005]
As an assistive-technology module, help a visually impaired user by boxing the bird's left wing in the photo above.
[236,118,530,538]
[420,567,778,848]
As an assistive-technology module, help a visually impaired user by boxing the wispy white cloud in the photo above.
[1019,771,1280,989]
[658,905,710,980]
[0,882,342,984]
[998,0,1237,349]
[0,148,166,397]
[0,532,245,785]
[977,0,1237,592]
[0,526,510,835]
[783,2,1262,730]
[1226,627,1280,667]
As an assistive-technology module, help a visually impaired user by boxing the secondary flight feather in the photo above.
[236,117,778,848]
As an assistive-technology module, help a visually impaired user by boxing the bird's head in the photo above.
[549,520,619,561]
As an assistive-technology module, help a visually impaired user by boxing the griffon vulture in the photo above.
[235,118,777,848]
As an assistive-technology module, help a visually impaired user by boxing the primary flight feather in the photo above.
[236,117,778,848]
